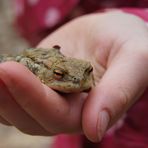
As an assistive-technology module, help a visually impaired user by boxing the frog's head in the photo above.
[44,58,95,93]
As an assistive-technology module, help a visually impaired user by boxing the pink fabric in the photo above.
[14,0,79,45]
[14,0,148,148]
[52,134,83,148]
[14,0,148,45]
[122,8,148,21]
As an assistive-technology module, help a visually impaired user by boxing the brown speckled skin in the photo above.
[0,47,94,93]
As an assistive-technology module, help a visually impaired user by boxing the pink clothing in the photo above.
[14,0,148,148]
[14,0,148,45]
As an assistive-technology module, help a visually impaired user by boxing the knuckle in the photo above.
[117,86,131,110]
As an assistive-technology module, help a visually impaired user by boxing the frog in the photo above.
[0,45,95,93]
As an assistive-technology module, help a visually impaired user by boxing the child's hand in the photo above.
[0,11,148,142]
[38,11,148,141]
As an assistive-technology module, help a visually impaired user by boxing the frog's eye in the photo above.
[89,67,93,73]
[86,66,93,74]
[53,69,64,80]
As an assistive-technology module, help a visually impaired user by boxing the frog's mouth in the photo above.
[48,84,91,93]
[47,75,94,93]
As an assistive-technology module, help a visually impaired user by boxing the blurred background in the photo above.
[0,0,29,54]
[0,0,52,147]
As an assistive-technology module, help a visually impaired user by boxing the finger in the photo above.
[82,49,148,142]
[0,62,82,134]
[0,77,50,135]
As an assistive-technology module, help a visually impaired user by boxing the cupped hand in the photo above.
[0,61,86,135]
[38,11,148,141]
[0,11,148,142]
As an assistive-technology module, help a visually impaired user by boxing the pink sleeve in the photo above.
[14,0,148,46]
[14,0,79,46]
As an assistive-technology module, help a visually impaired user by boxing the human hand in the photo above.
[38,11,148,141]
[0,61,86,135]
[0,11,148,142]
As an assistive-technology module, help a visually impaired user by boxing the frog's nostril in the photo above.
[73,77,80,83]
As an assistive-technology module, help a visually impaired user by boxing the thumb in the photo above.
[82,49,148,142]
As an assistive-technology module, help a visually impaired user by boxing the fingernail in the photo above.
[97,110,110,141]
